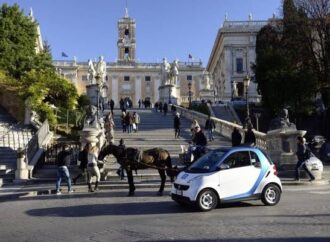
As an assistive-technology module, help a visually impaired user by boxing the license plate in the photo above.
[176,189,183,196]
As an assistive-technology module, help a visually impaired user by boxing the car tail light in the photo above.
[273,164,278,176]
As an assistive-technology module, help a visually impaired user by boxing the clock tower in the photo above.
[117,8,136,62]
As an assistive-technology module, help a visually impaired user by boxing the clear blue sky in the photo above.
[5,0,281,65]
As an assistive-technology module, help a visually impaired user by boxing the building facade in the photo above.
[207,16,271,103]
[53,9,207,107]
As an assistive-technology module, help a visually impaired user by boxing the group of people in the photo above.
[138,99,151,109]
[56,143,103,194]
[154,102,169,115]
[121,111,140,133]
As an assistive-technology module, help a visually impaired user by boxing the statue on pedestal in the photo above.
[269,108,296,131]
[96,56,106,86]
[170,59,179,85]
[203,71,211,90]
[161,58,171,85]
[88,59,96,84]
[232,81,238,98]
[84,105,100,129]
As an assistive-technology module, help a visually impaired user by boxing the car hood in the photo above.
[175,171,204,184]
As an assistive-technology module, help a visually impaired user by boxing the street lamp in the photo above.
[243,75,251,127]
[188,81,192,109]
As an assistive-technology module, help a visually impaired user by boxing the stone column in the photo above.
[135,76,142,106]
[14,148,29,182]
[111,76,119,107]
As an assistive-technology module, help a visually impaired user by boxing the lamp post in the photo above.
[188,81,192,109]
[243,75,251,127]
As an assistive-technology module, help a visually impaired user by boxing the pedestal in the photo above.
[199,89,214,102]
[15,156,29,181]
[158,84,179,104]
[80,127,105,150]
[86,84,100,107]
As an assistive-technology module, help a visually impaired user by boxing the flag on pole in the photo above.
[61,52,68,57]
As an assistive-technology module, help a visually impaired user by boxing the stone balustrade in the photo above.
[172,105,267,150]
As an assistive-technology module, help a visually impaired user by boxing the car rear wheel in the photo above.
[196,189,218,211]
[261,184,281,206]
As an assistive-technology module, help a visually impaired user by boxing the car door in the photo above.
[219,151,261,200]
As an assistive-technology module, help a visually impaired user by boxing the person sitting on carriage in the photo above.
[191,126,208,160]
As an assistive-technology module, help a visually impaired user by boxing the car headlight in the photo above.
[187,176,202,183]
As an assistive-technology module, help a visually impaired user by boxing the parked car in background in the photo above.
[320,141,330,163]
[171,147,282,211]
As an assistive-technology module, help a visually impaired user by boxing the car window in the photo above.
[187,150,226,173]
[222,151,251,168]
[250,151,261,168]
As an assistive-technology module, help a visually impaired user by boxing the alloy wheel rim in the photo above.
[201,192,214,209]
[265,188,277,203]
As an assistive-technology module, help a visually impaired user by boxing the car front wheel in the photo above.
[196,189,218,211]
[261,184,281,206]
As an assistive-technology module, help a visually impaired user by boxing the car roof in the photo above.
[213,146,262,153]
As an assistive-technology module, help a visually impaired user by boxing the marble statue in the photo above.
[84,105,99,128]
[232,81,238,98]
[203,72,211,90]
[96,56,106,85]
[161,58,171,85]
[87,59,96,84]
[269,108,296,131]
[170,59,179,85]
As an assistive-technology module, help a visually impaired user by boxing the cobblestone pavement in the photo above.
[0,184,329,242]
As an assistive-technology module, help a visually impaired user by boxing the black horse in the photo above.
[98,143,174,196]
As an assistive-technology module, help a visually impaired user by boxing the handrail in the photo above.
[25,119,50,165]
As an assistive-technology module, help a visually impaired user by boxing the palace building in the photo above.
[52,8,207,107]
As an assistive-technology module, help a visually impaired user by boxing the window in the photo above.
[236,58,243,73]
[250,151,261,168]
[187,75,192,81]
[145,76,151,81]
[82,75,87,81]
[222,151,251,168]
[124,76,130,81]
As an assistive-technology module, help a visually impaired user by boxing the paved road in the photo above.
[0,185,329,242]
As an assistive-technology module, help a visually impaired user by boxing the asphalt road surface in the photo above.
[0,185,330,242]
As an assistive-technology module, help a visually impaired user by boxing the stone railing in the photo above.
[26,119,51,165]
[172,105,267,150]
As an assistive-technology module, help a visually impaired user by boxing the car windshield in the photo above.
[187,150,227,173]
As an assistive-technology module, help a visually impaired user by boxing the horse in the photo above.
[98,143,175,196]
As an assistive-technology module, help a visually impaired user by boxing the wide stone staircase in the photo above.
[211,104,241,124]
[0,106,35,185]
[33,108,232,190]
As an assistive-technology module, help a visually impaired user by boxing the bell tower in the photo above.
[117,8,136,62]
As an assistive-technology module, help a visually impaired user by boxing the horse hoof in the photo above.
[128,191,135,196]
[157,191,163,196]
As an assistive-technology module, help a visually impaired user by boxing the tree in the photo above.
[254,0,317,117]
[294,0,330,107]
[0,4,38,79]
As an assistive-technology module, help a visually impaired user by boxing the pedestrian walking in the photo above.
[55,144,73,194]
[133,112,140,132]
[231,127,242,146]
[120,98,125,111]
[244,125,256,146]
[138,99,142,108]
[87,145,103,192]
[104,112,115,143]
[295,136,315,181]
[159,102,163,112]
[174,112,181,138]
[205,115,216,141]
[110,99,115,114]
[163,102,168,115]
[72,143,90,185]
[121,111,127,132]
[125,111,133,133]
[154,102,159,112]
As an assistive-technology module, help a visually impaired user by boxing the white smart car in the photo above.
[171,147,282,211]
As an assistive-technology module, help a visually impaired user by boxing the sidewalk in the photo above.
[1,164,329,200]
